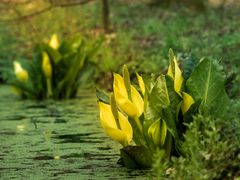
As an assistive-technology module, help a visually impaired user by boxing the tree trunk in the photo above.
[102,0,110,33]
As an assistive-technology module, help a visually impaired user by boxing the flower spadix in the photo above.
[113,66,144,118]
[99,101,133,147]
[13,61,28,83]
[49,34,60,50]
[42,52,52,79]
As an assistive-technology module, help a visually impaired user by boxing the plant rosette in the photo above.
[97,49,229,169]
[5,34,102,99]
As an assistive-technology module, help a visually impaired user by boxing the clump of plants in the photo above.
[97,49,231,169]
[4,34,101,99]
[152,101,240,179]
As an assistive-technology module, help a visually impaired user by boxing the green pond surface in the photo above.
[0,86,150,179]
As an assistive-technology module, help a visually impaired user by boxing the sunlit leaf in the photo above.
[186,59,230,116]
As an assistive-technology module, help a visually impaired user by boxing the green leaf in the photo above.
[129,116,147,147]
[120,146,153,169]
[122,65,132,100]
[59,35,83,55]
[186,59,230,116]
[96,88,109,104]
[144,75,169,145]
[55,47,86,98]
[182,54,198,80]
[148,75,170,117]
[148,119,167,147]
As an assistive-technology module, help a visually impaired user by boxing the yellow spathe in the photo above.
[42,52,52,79]
[181,92,195,114]
[13,61,28,83]
[49,34,60,50]
[99,102,133,147]
[167,56,183,95]
[113,73,144,118]
[136,73,145,95]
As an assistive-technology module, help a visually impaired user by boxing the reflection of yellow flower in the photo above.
[42,52,52,79]
[49,34,60,50]
[13,61,28,83]
[113,73,144,118]
[99,102,133,147]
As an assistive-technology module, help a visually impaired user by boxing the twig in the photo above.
[0,6,53,23]
[0,0,96,23]
[49,0,95,7]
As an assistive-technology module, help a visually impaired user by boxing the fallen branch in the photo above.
[0,6,53,22]
[49,0,95,7]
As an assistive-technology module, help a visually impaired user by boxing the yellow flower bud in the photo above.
[48,34,60,50]
[99,102,133,147]
[148,119,167,147]
[13,61,28,83]
[42,52,52,79]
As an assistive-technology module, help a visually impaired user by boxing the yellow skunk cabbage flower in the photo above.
[148,119,167,147]
[13,61,28,83]
[167,49,194,114]
[49,34,60,50]
[167,54,183,95]
[99,102,133,147]
[181,92,195,114]
[113,73,144,118]
[136,73,145,95]
[42,52,52,79]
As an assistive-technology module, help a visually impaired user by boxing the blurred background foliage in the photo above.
[0,0,239,97]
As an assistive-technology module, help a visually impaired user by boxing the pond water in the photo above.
[0,86,150,179]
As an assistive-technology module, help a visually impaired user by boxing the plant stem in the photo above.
[46,78,52,98]
[164,132,173,161]
[134,117,143,133]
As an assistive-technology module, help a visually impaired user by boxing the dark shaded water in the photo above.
[0,86,150,179]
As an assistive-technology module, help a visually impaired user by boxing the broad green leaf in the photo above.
[120,146,153,169]
[144,75,180,148]
[186,59,229,116]
[144,75,169,141]
[148,75,170,117]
